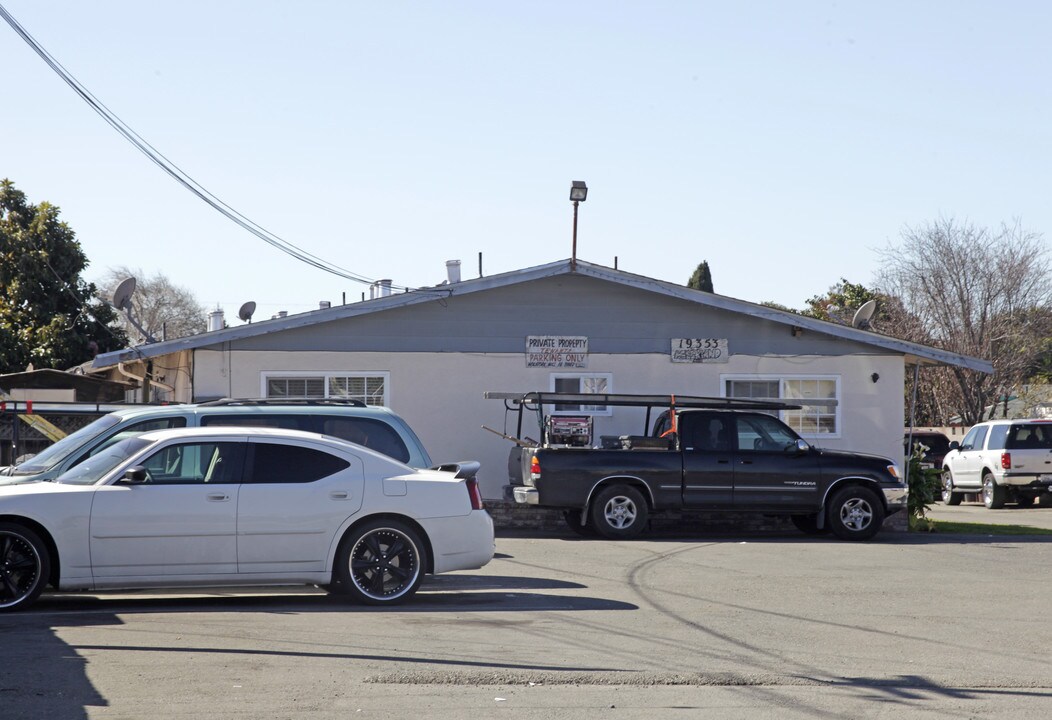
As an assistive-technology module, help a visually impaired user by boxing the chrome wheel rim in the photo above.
[839,498,873,532]
[603,495,637,529]
[982,478,993,506]
[348,528,420,602]
[942,474,953,502]
[0,532,41,609]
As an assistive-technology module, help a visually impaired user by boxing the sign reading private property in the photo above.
[526,336,589,367]
[671,338,728,363]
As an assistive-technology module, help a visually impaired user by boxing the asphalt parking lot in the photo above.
[2,524,1051,719]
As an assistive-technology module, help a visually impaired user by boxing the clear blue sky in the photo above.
[3,1,1050,323]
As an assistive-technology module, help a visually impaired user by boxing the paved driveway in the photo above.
[2,530,1050,719]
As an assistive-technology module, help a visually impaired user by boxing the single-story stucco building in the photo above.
[90,259,992,500]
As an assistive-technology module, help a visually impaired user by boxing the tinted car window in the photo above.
[987,425,1009,450]
[319,416,410,463]
[1006,424,1052,450]
[681,414,733,452]
[246,443,350,484]
[201,414,311,431]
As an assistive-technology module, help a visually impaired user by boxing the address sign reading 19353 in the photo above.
[670,338,729,363]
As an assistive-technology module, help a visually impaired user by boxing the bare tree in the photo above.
[99,266,207,342]
[876,218,1051,425]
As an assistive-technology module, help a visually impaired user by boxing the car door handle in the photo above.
[330,491,349,500]
[739,460,753,465]
[206,493,230,502]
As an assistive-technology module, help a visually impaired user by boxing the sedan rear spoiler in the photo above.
[431,461,481,480]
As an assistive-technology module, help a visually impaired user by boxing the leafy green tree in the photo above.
[0,179,127,373]
[687,261,714,292]
[801,278,879,324]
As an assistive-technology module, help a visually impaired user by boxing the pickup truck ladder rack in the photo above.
[484,392,802,442]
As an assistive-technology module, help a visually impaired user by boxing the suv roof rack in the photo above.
[196,398,368,408]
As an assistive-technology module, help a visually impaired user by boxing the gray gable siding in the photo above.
[225,275,879,356]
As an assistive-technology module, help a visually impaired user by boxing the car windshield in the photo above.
[55,437,153,486]
[6,414,124,475]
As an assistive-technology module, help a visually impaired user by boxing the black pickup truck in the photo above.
[487,392,907,541]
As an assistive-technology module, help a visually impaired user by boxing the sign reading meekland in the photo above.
[526,336,589,368]
[671,338,729,363]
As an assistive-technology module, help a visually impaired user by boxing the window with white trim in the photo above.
[549,373,612,415]
[262,372,390,407]
[722,375,839,437]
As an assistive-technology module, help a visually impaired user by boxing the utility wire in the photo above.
[0,4,412,291]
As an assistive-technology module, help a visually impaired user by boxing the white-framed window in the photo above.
[261,372,390,407]
[721,374,840,437]
[549,373,612,415]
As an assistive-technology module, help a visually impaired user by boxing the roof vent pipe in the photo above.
[446,259,461,284]
[379,279,392,297]
[277,310,288,318]
[319,300,331,309]
[207,308,224,332]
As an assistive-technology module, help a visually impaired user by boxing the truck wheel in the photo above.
[982,472,1006,509]
[590,485,648,539]
[941,472,962,506]
[1038,493,1052,508]
[1016,494,1035,508]
[790,514,828,535]
[562,510,597,537]
[827,486,884,541]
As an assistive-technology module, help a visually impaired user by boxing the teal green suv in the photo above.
[0,399,432,485]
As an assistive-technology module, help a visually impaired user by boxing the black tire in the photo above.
[589,485,649,539]
[982,472,1006,509]
[827,486,885,541]
[562,510,597,537]
[790,514,828,535]
[942,472,963,506]
[1038,493,1052,508]
[1015,494,1035,508]
[0,522,50,612]
[333,519,427,605]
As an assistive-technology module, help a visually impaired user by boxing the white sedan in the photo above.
[0,427,494,611]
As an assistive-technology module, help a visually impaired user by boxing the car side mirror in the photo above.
[123,465,149,484]
[948,441,960,451]
[788,439,810,454]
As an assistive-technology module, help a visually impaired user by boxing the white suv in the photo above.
[942,419,1052,508]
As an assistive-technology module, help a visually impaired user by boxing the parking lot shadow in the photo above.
[0,611,115,718]
[26,583,635,616]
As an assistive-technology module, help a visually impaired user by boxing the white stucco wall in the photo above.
[193,349,905,499]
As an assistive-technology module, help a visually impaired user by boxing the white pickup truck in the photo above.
[942,419,1052,508]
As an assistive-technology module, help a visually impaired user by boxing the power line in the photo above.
[0,4,410,291]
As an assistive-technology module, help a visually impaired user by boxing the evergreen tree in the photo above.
[687,261,714,292]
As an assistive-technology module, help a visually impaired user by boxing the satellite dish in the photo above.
[112,277,137,310]
[851,299,878,330]
[238,301,257,323]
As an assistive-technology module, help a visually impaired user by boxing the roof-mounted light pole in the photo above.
[569,181,587,271]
